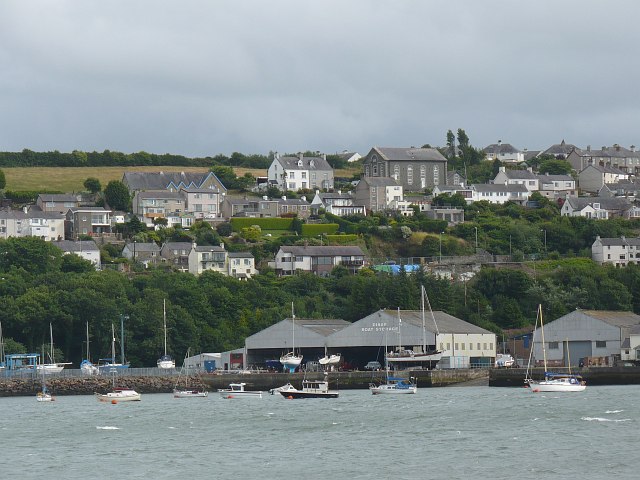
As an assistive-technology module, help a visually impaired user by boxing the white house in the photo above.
[310,191,366,216]
[52,240,101,269]
[0,208,65,241]
[180,187,223,220]
[187,243,257,278]
[353,177,403,213]
[537,173,576,199]
[493,167,539,192]
[227,251,257,279]
[561,196,632,219]
[621,324,640,364]
[483,141,524,164]
[592,235,640,266]
[471,184,530,205]
[267,153,334,191]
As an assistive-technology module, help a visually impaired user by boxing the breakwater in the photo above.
[489,366,640,387]
[0,368,488,397]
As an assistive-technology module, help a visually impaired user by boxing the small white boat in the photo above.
[218,383,263,399]
[36,391,54,402]
[96,387,141,402]
[173,349,208,398]
[80,322,99,375]
[157,299,175,369]
[280,302,303,373]
[318,354,341,366]
[369,376,417,395]
[269,383,296,395]
[37,323,71,374]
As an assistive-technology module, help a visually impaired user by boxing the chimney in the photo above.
[282,196,287,201]
[631,145,636,152]
[498,140,502,146]
[299,152,303,161]
[220,242,225,249]
[263,195,268,200]
[527,167,533,173]
[323,153,327,161]
[301,196,306,201]
[499,166,506,173]
[587,145,591,152]
[23,206,28,214]
[338,190,342,195]
[614,144,621,151]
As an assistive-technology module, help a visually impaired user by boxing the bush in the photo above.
[230,218,294,231]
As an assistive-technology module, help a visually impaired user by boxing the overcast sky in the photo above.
[1,1,639,158]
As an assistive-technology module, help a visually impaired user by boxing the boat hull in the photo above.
[218,390,262,399]
[528,381,586,393]
[173,389,208,398]
[36,393,54,402]
[369,384,417,395]
[279,390,339,399]
[96,389,141,402]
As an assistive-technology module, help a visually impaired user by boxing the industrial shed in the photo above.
[531,309,640,366]
[244,309,496,370]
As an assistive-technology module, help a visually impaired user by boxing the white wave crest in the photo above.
[581,417,630,423]
[96,426,120,430]
[605,410,623,414]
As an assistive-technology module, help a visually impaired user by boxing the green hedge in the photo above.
[230,217,294,231]
[5,190,63,204]
[301,223,340,236]
[326,234,358,244]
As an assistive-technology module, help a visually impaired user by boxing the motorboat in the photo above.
[269,383,296,395]
[369,376,417,395]
[495,353,515,368]
[218,383,263,399]
[278,377,339,399]
[96,387,141,402]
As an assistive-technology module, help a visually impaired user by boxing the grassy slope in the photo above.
[3,166,360,192]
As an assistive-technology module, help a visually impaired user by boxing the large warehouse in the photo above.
[244,309,496,370]
[531,309,640,366]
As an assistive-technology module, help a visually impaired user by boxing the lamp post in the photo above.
[439,232,443,263]
[119,313,129,365]
[474,226,478,252]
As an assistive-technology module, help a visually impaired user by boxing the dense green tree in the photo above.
[538,159,573,175]
[103,180,131,211]
[0,168,5,189]
[83,177,102,193]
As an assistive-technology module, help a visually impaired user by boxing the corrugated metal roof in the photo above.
[382,309,493,334]
[578,310,640,328]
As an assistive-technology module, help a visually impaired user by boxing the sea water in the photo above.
[1,385,638,480]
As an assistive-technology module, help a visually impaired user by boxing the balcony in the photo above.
[340,259,364,267]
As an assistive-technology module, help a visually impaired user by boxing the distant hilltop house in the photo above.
[362,146,447,191]
[353,177,403,213]
[36,194,81,214]
[470,184,530,205]
[578,164,629,193]
[221,195,310,219]
[187,242,256,279]
[269,245,366,276]
[310,190,366,216]
[267,153,334,192]
[335,150,362,163]
[592,235,640,267]
[123,171,227,226]
[482,141,524,164]
[536,173,576,199]
[493,166,539,192]
[541,139,578,159]
[52,240,101,269]
[566,144,640,174]
[561,196,633,219]
[0,207,65,241]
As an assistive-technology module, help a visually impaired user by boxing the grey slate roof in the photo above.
[281,245,365,256]
[276,156,332,171]
[596,236,640,247]
[523,150,541,162]
[576,310,640,328]
[52,240,99,252]
[373,147,447,162]
[542,140,578,157]
[38,194,79,202]
[472,184,528,193]
[383,309,493,335]
[137,191,183,200]
[360,177,401,187]
[564,196,631,211]
[161,242,192,252]
[228,251,254,258]
[123,171,224,191]
[574,145,640,159]
[501,169,537,180]
[124,242,161,253]
[586,164,627,175]
[483,143,521,154]
[537,173,574,182]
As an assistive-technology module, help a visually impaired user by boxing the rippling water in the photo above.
[1,385,638,479]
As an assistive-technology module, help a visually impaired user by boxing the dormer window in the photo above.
[298,160,303,167]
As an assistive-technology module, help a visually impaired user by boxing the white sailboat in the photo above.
[173,349,208,398]
[37,323,71,374]
[318,347,341,369]
[525,304,586,393]
[0,321,5,371]
[36,361,55,402]
[80,322,98,375]
[97,320,130,372]
[280,302,303,373]
[96,324,141,402]
[386,286,442,368]
[370,324,417,395]
[157,299,175,369]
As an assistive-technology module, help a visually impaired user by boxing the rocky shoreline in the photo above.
[0,375,207,397]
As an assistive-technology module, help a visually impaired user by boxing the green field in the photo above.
[2,165,359,193]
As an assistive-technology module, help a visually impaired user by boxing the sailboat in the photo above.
[97,318,130,372]
[525,304,586,393]
[80,322,98,375]
[0,321,5,370]
[173,349,208,398]
[37,323,71,374]
[36,358,55,402]
[370,322,417,395]
[157,299,175,369]
[386,286,442,368]
[280,302,303,373]
[318,347,341,370]
[95,324,141,402]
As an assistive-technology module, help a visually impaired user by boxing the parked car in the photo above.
[364,361,382,371]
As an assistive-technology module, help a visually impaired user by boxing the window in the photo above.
[289,172,295,179]
[393,164,400,179]
[440,343,444,350]
[454,343,458,350]
[548,342,559,350]
[461,343,465,351]
[420,165,426,188]
[407,165,413,185]
[489,343,493,350]
[595,340,606,348]
[433,165,439,186]
[469,343,472,351]
[477,343,481,350]
[301,172,307,179]
[483,343,487,350]
[446,343,450,350]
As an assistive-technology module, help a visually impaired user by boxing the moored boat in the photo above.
[173,349,208,398]
[96,387,141,402]
[279,377,339,399]
[280,302,303,373]
[157,299,175,369]
[369,376,417,395]
[218,383,263,399]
